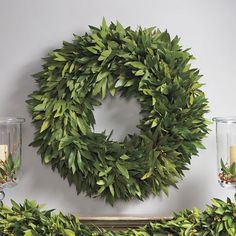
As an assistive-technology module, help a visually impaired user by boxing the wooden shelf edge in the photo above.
[79,216,172,230]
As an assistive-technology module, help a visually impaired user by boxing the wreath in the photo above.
[27,19,209,205]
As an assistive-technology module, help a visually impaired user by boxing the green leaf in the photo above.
[24,230,39,236]
[109,184,115,197]
[69,63,75,73]
[64,229,75,236]
[101,78,107,99]
[135,70,145,76]
[151,118,158,128]
[44,153,52,164]
[33,103,45,112]
[141,172,152,180]
[116,163,129,179]
[14,158,21,170]
[98,48,112,61]
[76,150,84,170]
[54,52,66,62]
[10,199,21,211]
[215,207,225,215]
[40,120,49,133]
[102,17,108,31]
[78,118,88,135]
[124,80,134,87]
[96,71,109,82]
[97,186,106,194]
[96,180,105,185]
[125,61,145,69]
[120,154,130,160]
[68,152,76,174]
[62,62,70,77]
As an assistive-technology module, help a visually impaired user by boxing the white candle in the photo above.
[230,146,236,165]
[0,145,8,162]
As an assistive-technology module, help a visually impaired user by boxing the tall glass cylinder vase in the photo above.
[213,117,236,188]
[0,118,25,193]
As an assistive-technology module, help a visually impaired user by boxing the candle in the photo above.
[230,146,236,165]
[0,145,8,162]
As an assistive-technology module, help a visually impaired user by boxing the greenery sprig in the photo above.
[0,195,235,235]
[27,19,209,204]
[219,159,236,183]
[0,155,20,185]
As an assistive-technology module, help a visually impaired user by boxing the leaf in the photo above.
[68,152,76,174]
[62,62,70,77]
[64,229,75,236]
[101,78,107,99]
[77,118,88,135]
[97,186,106,194]
[102,17,108,31]
[116,163,129,179]
[96,180,105,185]
[116,21,126,36]
[96,71,109,82]
[69,63,75,73]
[109,184,115,197]
[11,199,21,211]
[44,154,52,164]
[125,61,145,69]
[110,88,116,96]
[24,230,39,236]
[54,52,66,62]
[98,48,112,61]
[211,198,222,207]
[40,120,49,133]
[215,207,224,215]
[92,80,103,96]
[151,118,158,128]
[124,80,134,87]
[76,150,84,170]
[141,172,152,180]
[33,103,45,112]
[120,154,130,160]
[135,70,145,76]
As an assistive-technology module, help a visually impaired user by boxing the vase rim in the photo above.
[0,117,25,123]
[212,116,236,123]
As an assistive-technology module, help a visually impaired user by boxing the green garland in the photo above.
[0,195,235,235]
[27,19,209,204]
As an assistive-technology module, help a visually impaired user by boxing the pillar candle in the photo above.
[230,146,236,165]
[0,144,8,161]
[0,145,8,162]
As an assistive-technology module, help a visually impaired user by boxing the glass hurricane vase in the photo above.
[0,118,25,200]
[213,117,236,188]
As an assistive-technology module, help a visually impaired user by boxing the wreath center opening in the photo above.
[93,95,141,142]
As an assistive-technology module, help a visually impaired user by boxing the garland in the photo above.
[27,19,209,204]
[0,195,235,235]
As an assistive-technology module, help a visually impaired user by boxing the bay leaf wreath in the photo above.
[27,19,209,205]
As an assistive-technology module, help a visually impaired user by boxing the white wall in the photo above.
[0,0,235,217]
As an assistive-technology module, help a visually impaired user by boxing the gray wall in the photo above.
[0,0,235,217]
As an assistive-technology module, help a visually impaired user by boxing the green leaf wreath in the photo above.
[0,195,235,235]
[27,19,209,205]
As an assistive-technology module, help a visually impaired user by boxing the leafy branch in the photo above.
[0,154,20,185]
[219,158,236,182]
[0,195,235,235]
